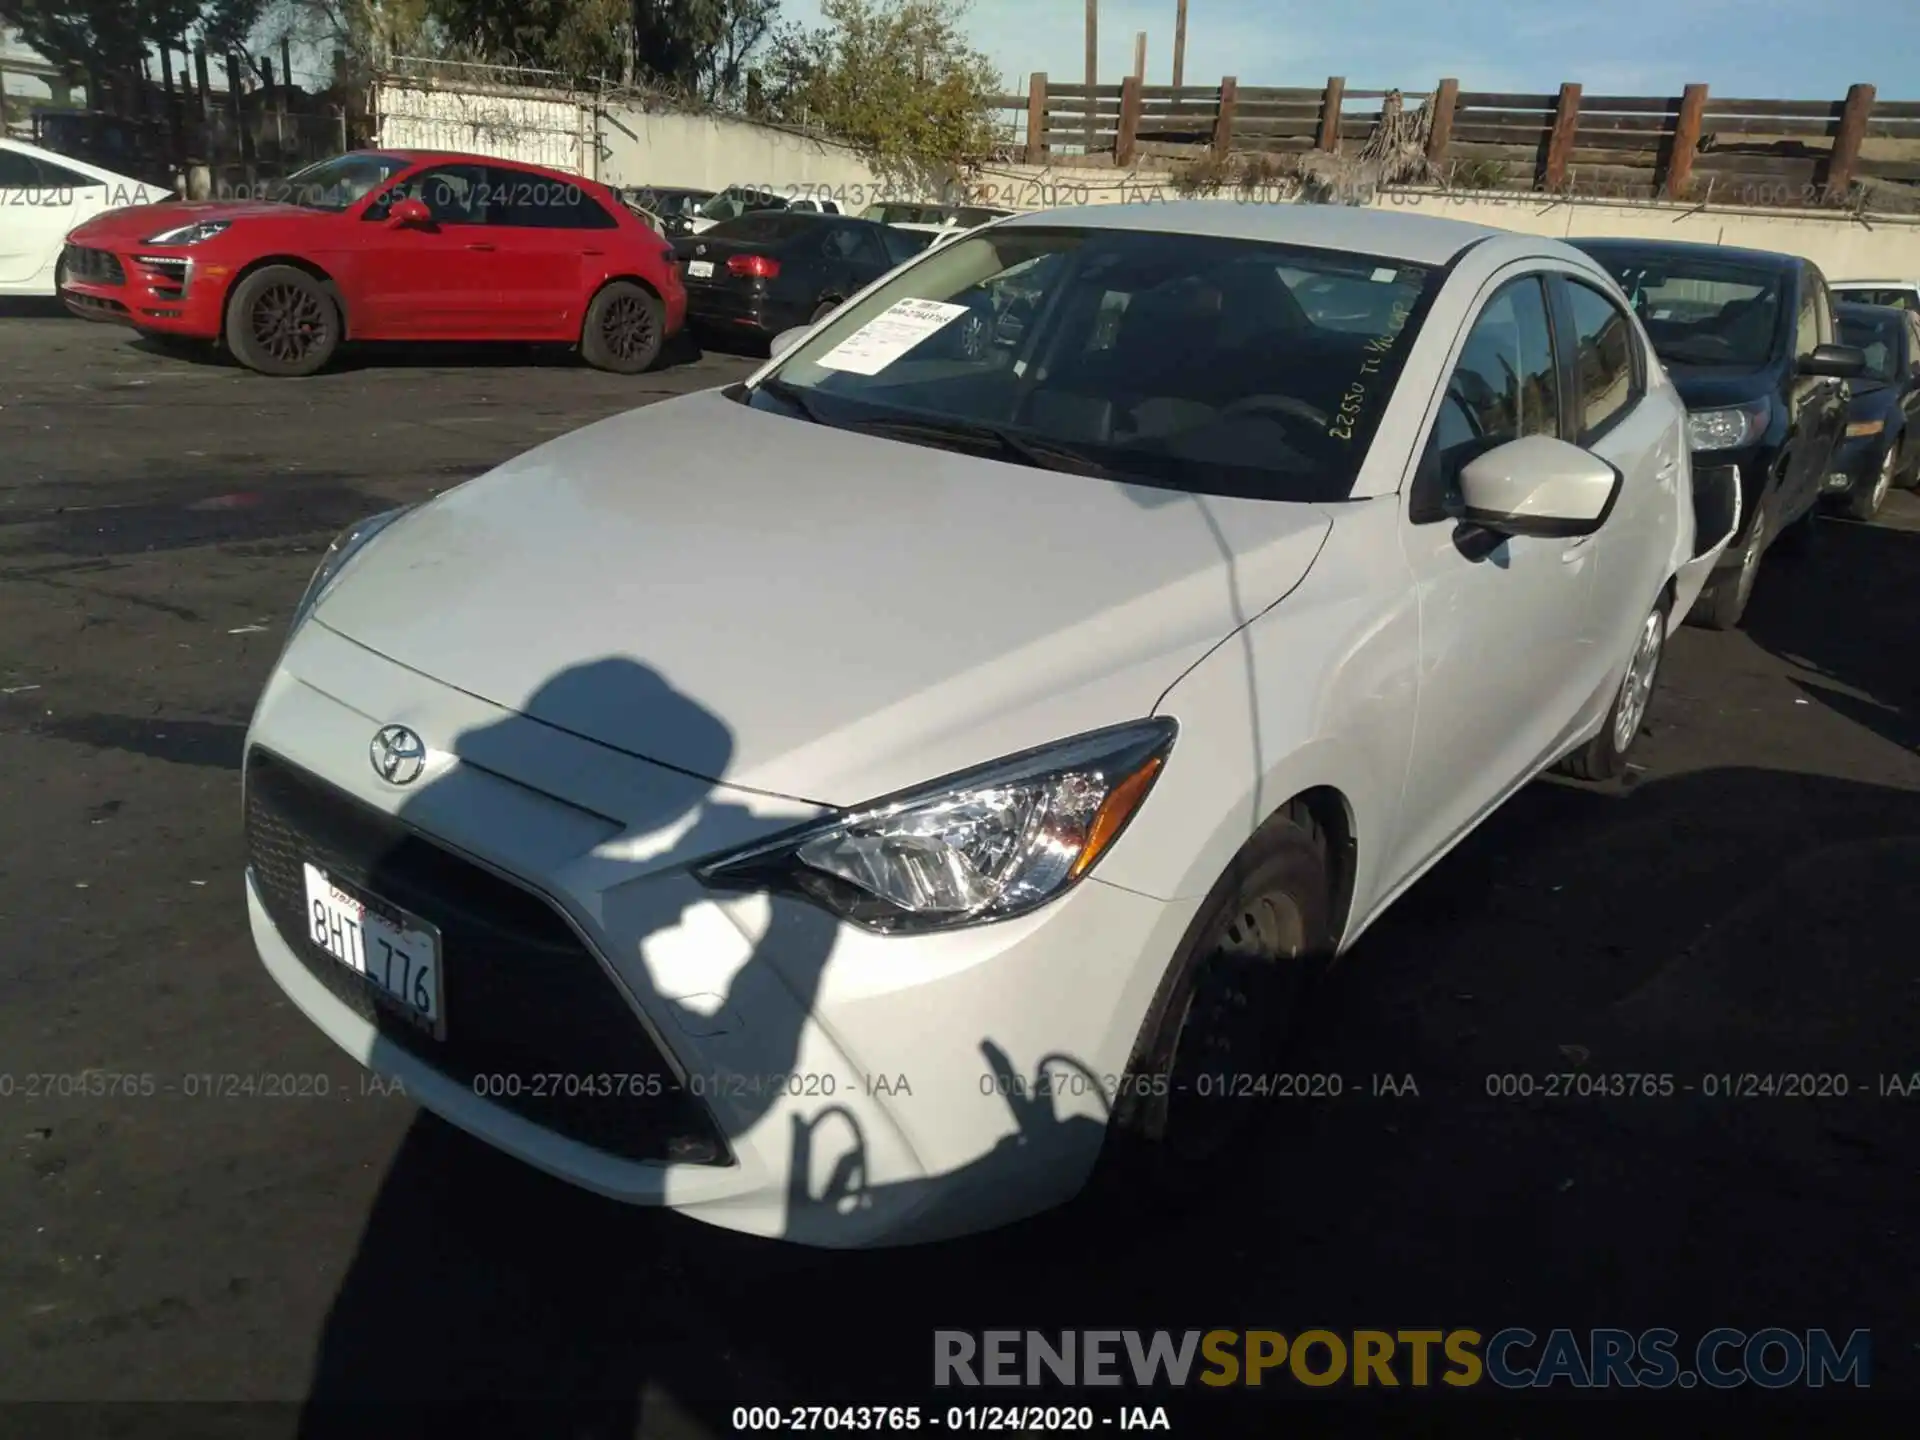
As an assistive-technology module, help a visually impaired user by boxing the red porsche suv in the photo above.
[58,149,686,376]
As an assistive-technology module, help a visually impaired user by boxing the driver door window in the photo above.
[364,164,492,224]
[1412,274,1560,522]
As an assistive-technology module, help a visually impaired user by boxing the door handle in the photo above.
[582,248,605,256]
[466,242,496,252]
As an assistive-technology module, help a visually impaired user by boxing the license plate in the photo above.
[686,259,714,279]
[302,862,444,1037]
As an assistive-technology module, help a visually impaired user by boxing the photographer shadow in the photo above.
[293,658,1112,1436]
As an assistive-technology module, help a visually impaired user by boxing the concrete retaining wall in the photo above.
[965,163,1920,280]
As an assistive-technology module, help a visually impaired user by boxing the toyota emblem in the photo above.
[369,724,427,786]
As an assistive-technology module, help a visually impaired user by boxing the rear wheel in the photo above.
[1098,802,1333,1200]
[810,298,842,324]
[580,281,664,374]
[1845,444,1897,520]
[224,264,339,377]
[1558,595,1668,782]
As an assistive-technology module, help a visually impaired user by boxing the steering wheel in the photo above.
[1216,394,1331,429]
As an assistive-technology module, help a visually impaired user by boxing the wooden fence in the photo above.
[1006,74,1920,208]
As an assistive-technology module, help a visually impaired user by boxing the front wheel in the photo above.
[1845,444,1897,521]
[580,281,665,374]
[1558,596,1668,782]
[224,264,340,377]
[1688,525,1762,631]
[1098,802,1333,1201]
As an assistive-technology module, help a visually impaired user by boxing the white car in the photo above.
[684,185,841,235]
[0,138,172,296]
[1830,279,1920,313]
[863,200,1015,248]
[241,204,1734,1248]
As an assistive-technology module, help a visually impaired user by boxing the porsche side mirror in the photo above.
[387,197,432,228]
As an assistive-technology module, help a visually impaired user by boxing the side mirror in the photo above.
[769,327,809,359]
[1456,434,1622,539]
[1801,342,1866,379]
[387,197,432,228]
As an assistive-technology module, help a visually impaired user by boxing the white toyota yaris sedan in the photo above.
[243,203,1737,1247]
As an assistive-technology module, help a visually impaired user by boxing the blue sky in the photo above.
[785,0,1919,101]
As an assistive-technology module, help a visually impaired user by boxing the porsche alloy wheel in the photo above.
[224,265,340,377]
[582,281,665,374]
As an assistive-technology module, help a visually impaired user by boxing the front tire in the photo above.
[1688,525,1762,631]
[1845,444,1897,521]
[1099,802,1333,1200]
[1559,596,1668,782]
[224,265,340,377]
[1775,496,1819,554]
[581,281,664,374]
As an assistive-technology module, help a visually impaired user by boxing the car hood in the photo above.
[1661,362,1778,411]
[69,199,319,241]
[1846,378,1899,407]
[311,389,1335,807]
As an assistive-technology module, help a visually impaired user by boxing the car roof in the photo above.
[998,201,1506,266]
[377,148,591,179]
[0,135,145,186]
[1571,235,1803,271]
[1832,278,1920,288]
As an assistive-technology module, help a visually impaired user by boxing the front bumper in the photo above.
[58,240,225,336]
[682,282,803,337]
[243,620,1198,1247]
[1822,433,1886,497]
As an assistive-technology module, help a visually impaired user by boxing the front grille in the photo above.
[244,748,729,1166]
[62,244,125,286]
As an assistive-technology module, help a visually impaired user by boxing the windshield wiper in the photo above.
[752,376,826,424]
[843,414,1117,478]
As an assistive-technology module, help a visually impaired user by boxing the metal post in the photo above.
[1173,0,1187,89]
[1084,0,1098,152]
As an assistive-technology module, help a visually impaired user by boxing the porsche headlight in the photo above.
[287,506,412,637]
[697,719,1176,933]
[143,220,233,246]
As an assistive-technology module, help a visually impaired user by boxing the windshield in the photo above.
[1838,310,1902,380]
[1583,248,1783,368]
[270,152,414,211]
[752,225,1439,502]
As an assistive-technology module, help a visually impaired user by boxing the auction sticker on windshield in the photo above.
[815,298,971,375]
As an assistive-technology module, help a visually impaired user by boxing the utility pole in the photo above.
[1084,0,1097,151]
[1173,0,1187,89]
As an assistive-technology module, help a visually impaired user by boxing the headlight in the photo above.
[143,220,232,246]
[1685,401,1770,453]
[287,507,412,637]
[697,719,1176,934]
[1846,418,1884,438]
